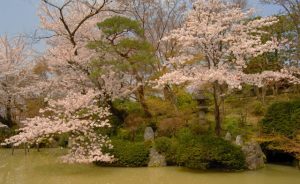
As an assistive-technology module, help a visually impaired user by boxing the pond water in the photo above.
[0,149,299,184]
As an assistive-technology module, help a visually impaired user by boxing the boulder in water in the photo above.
[242,142,265,170]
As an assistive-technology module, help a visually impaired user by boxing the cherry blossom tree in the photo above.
[1,1,133,163]
[38,0,131,105]
[2,90,114,164]
[0,35,39,127]
[156,0,297,136]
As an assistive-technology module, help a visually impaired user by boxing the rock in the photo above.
[0,122,9,132]
[67,137,74,148]
[235,135,243,146]
[225,132,232,141]
[242,142,265,170]
[144,127,154,141]
[148,147,167,167]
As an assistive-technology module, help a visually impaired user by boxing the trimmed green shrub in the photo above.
[99,140,150,167]
[155,137,172,153]
[176,128,197,145]
[261,100,300,138]
[154,136,178,165]
[176,136,246,170]
[174,128,245,170]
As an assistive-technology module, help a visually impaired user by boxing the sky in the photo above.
[0,0,39,37]
[0,0,283,49]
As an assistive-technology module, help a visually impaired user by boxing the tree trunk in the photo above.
[137,85,152,118]
[107,99,125,123]
[261,86,267,105]
[272,82,279,96]
[163,84,178,111]
[254,85,260,99]
[213,82,221,136]
[0,96,15,128]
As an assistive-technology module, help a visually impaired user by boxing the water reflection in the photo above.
[0,149,299,184]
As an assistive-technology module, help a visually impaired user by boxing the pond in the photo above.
[0,149,299,184]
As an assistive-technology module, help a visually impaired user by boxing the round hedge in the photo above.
[98,140,150,167]
[154,137,178,165]
[176,135,246,170]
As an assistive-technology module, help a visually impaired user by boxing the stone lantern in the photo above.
[194,90,209,126]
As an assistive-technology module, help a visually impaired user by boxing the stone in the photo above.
[235,135,243,146]
[148,147,167,167]
[144,127,154,141]
[67,137,74,148]
[225,132,232,141]
[242,142,265,170]
[0,122,9,132]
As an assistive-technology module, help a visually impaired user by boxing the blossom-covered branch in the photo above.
[2,90,114,164]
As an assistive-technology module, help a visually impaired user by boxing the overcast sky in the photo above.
[0,0,282,44]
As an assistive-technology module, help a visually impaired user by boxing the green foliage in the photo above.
[147,96,174,117]
[154,136,178,165]
[105,140,150,167]
[113,99,143,115]
[223,116,240,136]
[176,128,196,145]
[188,120,210,135]
[175,89,198,111]
[57,133,69,148]
[92,16,157,75]
[155,137,172,153]
[175,133,246,170]
[245,15,294,74]
[261,100,300,138]
[251,101,265,116]
[0,128,13,144]
[97,16,144,37]
[116,128,131,141]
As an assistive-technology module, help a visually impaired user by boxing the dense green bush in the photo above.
[116,128,131,141]
[223,116,240,137]
[251,101,265,116]
[99,140,150,167]
[154,136,178,165]
[176,136,246,170]
[261,100,300,138]
[174,128,245,170]
[113,99,143,116]
[155,137,172,153]
[57,133,69,147]
[175,89,198,111]
[0,128,13,144]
